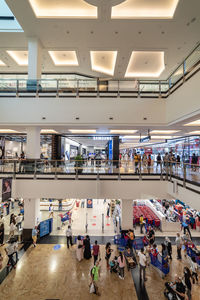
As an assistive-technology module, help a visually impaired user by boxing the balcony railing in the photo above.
[0,159,199,191]
[0,44,199,99]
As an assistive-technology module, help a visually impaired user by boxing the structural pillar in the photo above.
[23,198,40,242]
[28,38,42,80]
[113,136,119,167]
[52,135,61,160]
[121,199,133,230]
[78,144,83,155]
[26,127,41,159]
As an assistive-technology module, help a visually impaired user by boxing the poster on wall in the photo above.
[87,199,93,208]
[2,178,12,201]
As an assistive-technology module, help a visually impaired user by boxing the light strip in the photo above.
[184,119,200,126]
[188,131,200,135]
[110,130,138,134]
[0,129,20,133]
[150,130,180,134]
[68,129,96,134]
[41,129,58,134]
[0,60,6,66]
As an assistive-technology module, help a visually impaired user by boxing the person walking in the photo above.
[66,225,73,249]
[92,240,100,265]
[107,203,110,217]
[9,220,16,238]
[83,235,92,259]
[5,239,16,269]
[10,198,15,210]
[32,226,38,247]
[140,214,144,234]
[183,266,192,300]
[195,214,200,232]
[118,252,125,280]
[182,221,192,240]
[176,233,182,260]
[105,242,113,270]
[90,260,101,296]
[147,154,152,174]
[81,199,85,208]
[76,235,83,261]
[164,237,172,260]
[49,204,54,218]
[138,248,147,283]
[0,223,5,246]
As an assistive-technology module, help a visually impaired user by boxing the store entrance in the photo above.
[40,198,121,237]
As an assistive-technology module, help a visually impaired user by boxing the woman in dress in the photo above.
[83,235,92,259]
[76,235,83,261]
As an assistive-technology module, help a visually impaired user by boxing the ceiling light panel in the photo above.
[0,129,20,133]
[184,119,200,126]
[111,0,179,19]
[188,131,200,135]
[0,60,6,66]
[7,51,28,66]
[90,51,117,76]
[48,51,78,66]
[29,0,97,19]
[110,130,138,134]
[68,129,96,134]
[125,51,165,78]
[40,129,58,134]
[151,130,180,134]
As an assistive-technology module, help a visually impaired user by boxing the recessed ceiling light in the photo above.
[29,0,98,19]
[0,129,20,133]
[151,136,177,139]
[111,0,179,19]
[151,130,180,134]
[68,129,96,134]
[125,51,165,78]
[90,51,117,76]
[184,119,200,126]
[110,130,138,134]
[7,51,28,66]
[48,51,78,66]
[41,129,58,134]
[0,60,6,66]
[188,131,200,135]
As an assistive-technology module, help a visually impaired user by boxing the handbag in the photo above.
[78,244,83,249]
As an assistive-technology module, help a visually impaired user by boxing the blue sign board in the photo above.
[108,140,113,160]
[140,136,151,143]
[40,218,53,237]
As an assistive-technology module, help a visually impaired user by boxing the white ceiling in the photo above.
[0,0,199,79]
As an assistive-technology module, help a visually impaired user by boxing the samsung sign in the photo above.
[139,135,151,143]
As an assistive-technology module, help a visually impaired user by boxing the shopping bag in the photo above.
[89,282,95,294]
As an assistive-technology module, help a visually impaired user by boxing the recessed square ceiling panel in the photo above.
[125,51,165,78]
[48,51,79,66]
[7,51,28,66]
[90,51,117,76]
[111,0,179,19]
[0,60,6,66]
[29,0,97,18]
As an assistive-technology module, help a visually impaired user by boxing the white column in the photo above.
[28,38,42,80]
[121,199,133,230]
[24,198,40,229]
[87,146,94,154]
[26,127,41,159]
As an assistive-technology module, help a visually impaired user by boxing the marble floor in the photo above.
[0,243,199,300]
[0,244,137,300]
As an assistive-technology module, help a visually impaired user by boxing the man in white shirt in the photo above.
[138,248,147,283]
[66,225,73,249]
[15,214,23,230]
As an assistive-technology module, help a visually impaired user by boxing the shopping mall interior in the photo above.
[0,1,200,299]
